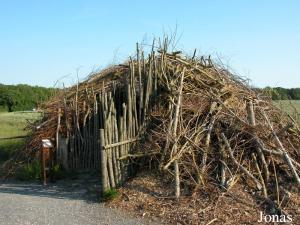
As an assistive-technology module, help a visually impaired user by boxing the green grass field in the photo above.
[274,100,300,122]
[0,112,42,170]
[0,112,42,138]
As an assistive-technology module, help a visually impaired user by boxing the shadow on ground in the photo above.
[0,175,102,203]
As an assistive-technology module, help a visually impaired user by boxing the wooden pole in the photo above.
[172,69,185,198]
[106,94,116,188]
[118,116,123,183]
[143,57,153,126]
[41,147,47,185]
[127,83,132,140]
[261,110,300,186]
[56,108,61,161]
[221,133,262,190]
[122,103,128,181]
[246,101,270,181]
[202,115,216,174]
[93,95,98,169]
[100,129,108,193]
[111,103,119,185]
[252,154,268,198]
[137,43,143,126]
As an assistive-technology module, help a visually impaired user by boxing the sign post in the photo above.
[41,139,53,185]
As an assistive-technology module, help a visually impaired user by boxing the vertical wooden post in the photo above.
[111,103,119,185]
[93,95,98,169]
[106,95,116,188]
[119,116,125,182]
[100,129,108,193]
[122,103,128,181]
[246,101,269,181]
[173,69,185,198]
[143,57,152,126]
[58,135,69,171]
[112,104,121,185]
[41,147,47,185]
[56,108,61,160]
[41,139,53,186]
[137,43,143,126]
[127,84,132,140]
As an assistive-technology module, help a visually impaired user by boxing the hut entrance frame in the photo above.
[55,44,160,190]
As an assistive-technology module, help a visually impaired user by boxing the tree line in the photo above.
[0,84,56,112]
[262,87,300,100]
[0,84,299,112]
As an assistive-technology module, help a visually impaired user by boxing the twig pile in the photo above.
[146,50,300,199]
[9,41,300,202]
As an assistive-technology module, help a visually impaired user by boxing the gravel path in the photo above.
[0,178,160,225]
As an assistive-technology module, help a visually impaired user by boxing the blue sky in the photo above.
[0,0,299,88]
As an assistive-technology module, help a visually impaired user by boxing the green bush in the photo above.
[103,188,119,201]
[15,160,41,181]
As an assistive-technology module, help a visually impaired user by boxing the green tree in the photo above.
[0,84,56,112]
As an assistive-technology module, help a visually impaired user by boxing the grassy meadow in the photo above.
[0,112,42,170]
[274,100,300,122]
